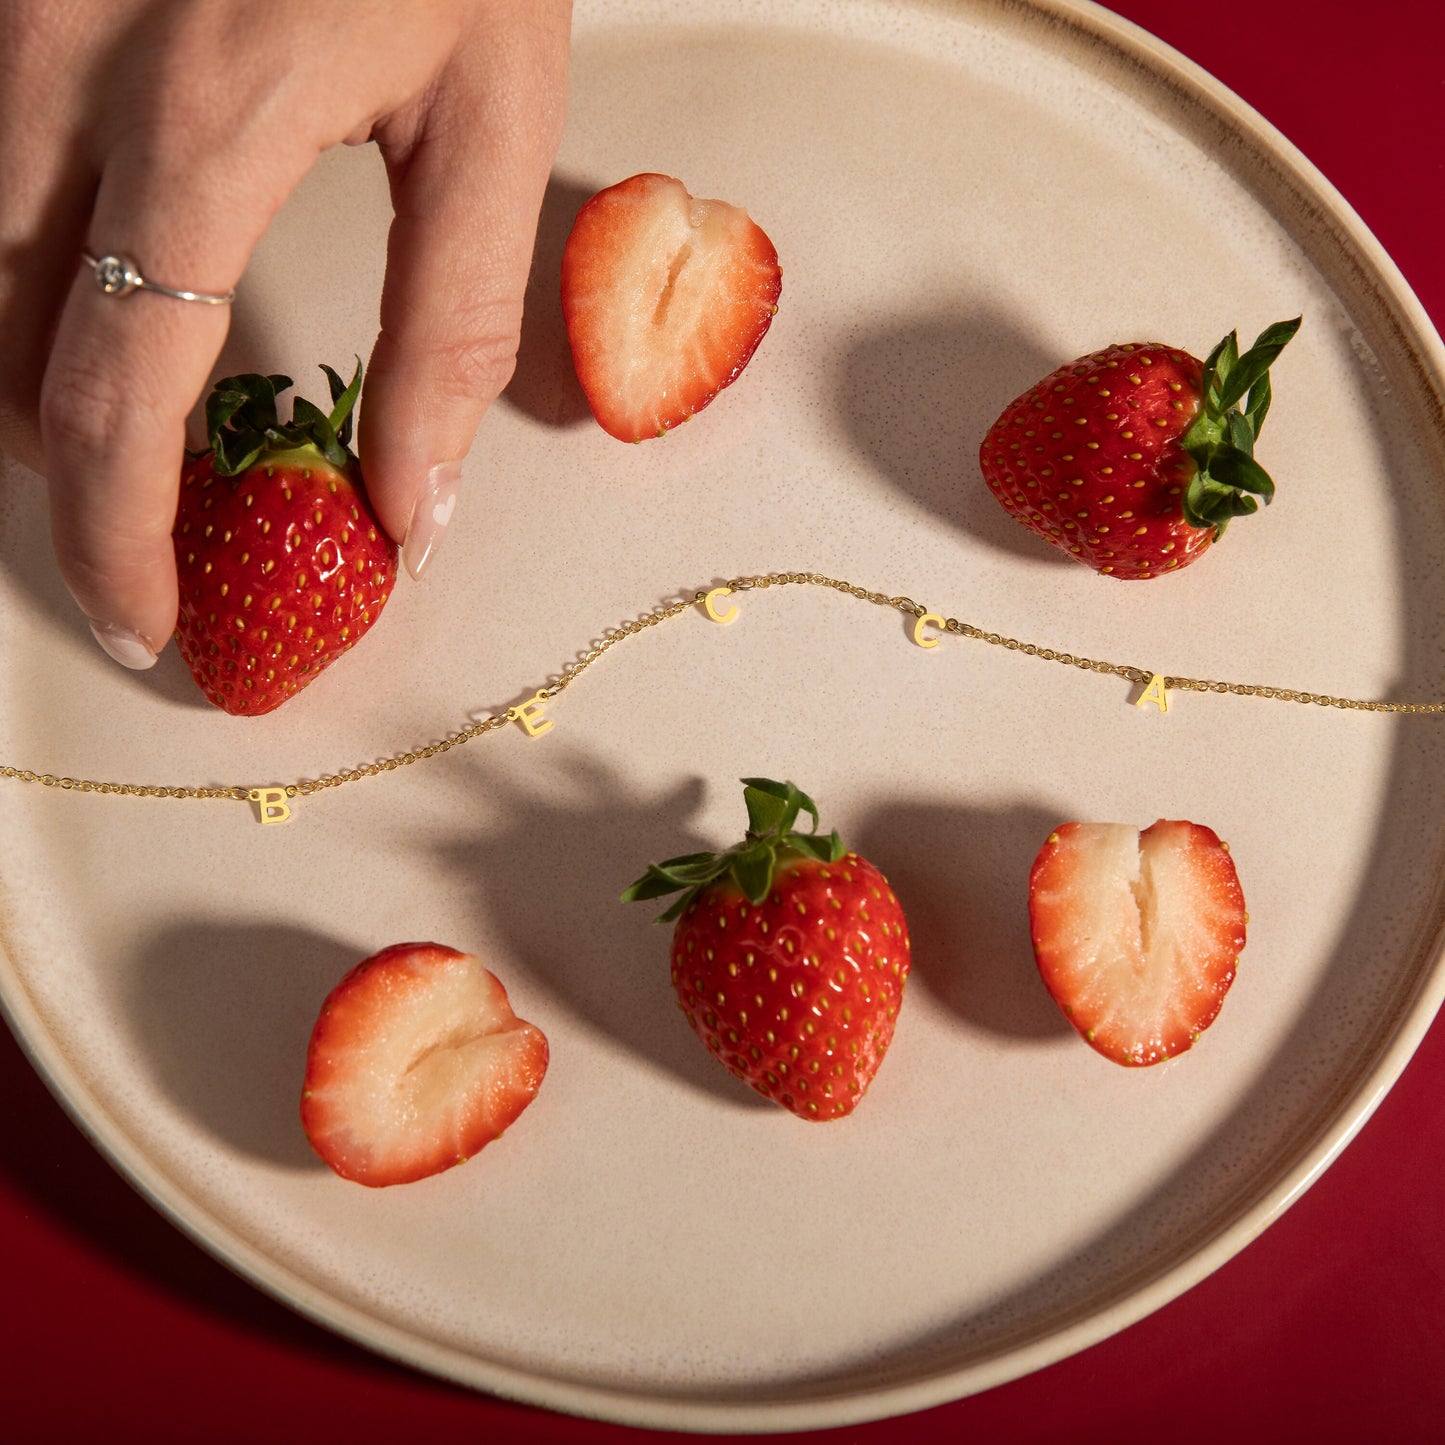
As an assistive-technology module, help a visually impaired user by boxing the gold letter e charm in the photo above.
[508,693,554,738]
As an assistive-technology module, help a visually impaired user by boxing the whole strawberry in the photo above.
[623,779,911,1121]
[173,363,397,715]
[979,318,1300,578]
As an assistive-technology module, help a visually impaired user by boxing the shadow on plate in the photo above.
[501,172,600,430]
[852,797,1072,1043]
[431,751,773,1112]
[126,920,359,1172]
[835,303,1074,566]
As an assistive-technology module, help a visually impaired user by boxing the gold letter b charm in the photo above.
[249,787,293,825]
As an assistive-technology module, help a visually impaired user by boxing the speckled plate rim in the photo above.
[4,0,1444,1433]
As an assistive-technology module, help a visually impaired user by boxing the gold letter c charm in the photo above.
[912,612,945,649]
[703,586,738,625]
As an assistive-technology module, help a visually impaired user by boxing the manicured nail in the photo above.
[402,461,462,580]
[88,620,159,670]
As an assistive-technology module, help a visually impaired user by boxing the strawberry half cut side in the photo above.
[561,173,782,442]
[301,942,549,1187]
[1028,820,1247,1067]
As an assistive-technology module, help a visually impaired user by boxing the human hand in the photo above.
[0,0,571,668]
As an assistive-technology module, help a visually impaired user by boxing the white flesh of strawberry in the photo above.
[1032,821,1242,1064]
[592,187,758,412]
[304,946,545,1184]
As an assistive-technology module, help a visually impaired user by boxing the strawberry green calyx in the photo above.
[201,360,363,477]
[1179,316,1300,538]
[622,778,846,924]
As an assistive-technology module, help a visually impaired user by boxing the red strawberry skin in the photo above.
[173,450,396,715]
[1028,820,1246,1066]
[669,853,910,1120]
[301,942,548,1188]
[561,172,781,442]
[980,343,1214,579]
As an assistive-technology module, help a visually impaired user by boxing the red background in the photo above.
[5,2,1444,1440]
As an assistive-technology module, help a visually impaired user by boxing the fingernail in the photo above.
[403,461,462,581]
[88,620,159,670]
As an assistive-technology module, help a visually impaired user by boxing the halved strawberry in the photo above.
[560,172,781,441]
[1028,820,1246,1066]
[301,942,548,1187]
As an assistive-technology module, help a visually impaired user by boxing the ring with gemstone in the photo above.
[81,252,236,306]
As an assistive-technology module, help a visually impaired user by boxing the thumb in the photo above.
[359,8,569,580]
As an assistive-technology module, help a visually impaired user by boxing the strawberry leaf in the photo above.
[618,869,686,905]
[203,363,362,478]
[624,779,846,922]
[733,846,775,905]
[1245,370,1273,437]
[321,360,363,449]
[1210,445,1275,499]
[790,831,846,864]
[1227,410,1255,455]
[1216,317,1301,412]
[1179,318,1300,539]
[1202,330,1239,413]
[741,777,820,839]
[743,781,795,837]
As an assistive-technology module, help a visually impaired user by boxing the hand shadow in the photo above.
[501,171,601,429]
[853,796,1073,1042]
[836,304,1073,566]
[127,920,361,1170]
[431,753,772,1111]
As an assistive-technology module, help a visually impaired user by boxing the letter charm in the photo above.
[508,694,554,738]
[250,786,293,825]
[703,586,738,625]
[1134,673,1170,714]
[912,612,946,649]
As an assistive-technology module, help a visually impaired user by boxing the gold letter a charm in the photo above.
[1134,673,1170,714]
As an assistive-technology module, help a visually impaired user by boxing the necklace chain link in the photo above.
[3,571,1440,810]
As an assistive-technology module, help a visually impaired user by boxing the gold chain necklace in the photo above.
[3,570,1440,824]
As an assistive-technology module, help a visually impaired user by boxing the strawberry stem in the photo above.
[622,778,844,923]
[1180,317,1300,537]
[201,360,363,477]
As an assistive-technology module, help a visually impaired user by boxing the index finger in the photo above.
[39,152,287,666]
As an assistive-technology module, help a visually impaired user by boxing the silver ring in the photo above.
[81,251,235,306]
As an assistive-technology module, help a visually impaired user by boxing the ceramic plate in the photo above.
[3,0,1444,1431]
